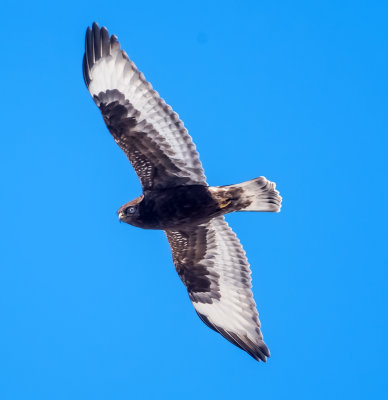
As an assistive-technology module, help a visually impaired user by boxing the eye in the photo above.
[128,206,136,214]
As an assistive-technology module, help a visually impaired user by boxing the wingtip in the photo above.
[83,22,118,88]
[256,342,271,362]
[110,34,119,47]
[195,310,270,363]
[246,342,270,363]
[101,26,109,36]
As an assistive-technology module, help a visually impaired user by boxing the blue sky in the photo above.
[1,1,387,399]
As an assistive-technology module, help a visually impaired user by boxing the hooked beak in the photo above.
[118,210,125,221]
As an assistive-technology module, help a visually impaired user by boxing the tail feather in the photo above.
[213,177,282,213]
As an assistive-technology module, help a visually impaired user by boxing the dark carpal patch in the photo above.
[178,263,217,302]
[166,227,221,303]
[98,97,137,135]
[92,89,201,190]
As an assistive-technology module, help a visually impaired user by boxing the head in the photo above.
[117,195,144,225]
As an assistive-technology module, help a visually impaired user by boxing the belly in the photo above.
[138,185,221,229]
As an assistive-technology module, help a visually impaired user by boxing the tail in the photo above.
[211,177,282,213]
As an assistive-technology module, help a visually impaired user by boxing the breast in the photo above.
[139,185,220,229]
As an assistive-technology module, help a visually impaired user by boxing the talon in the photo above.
[219,199,231,209]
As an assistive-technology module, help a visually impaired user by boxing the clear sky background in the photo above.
[1,1,387,399]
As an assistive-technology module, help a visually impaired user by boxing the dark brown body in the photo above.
[119,185,230,230]
[118,177,280,230]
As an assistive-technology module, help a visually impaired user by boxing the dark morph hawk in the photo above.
[83,23,282,362]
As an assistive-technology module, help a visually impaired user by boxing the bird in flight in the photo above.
[83,22,282,362]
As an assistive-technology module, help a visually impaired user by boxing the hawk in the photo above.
[83,23,282,362]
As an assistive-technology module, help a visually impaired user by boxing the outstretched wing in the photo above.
[165,216,270,362]
[83,23,206,190]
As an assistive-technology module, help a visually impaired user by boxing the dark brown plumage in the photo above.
[83,22,282,362]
